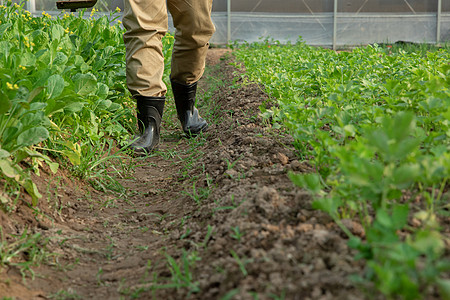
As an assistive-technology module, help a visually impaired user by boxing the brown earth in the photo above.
[0,49,367,300]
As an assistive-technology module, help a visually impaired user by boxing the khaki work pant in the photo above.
[123,0,216,97]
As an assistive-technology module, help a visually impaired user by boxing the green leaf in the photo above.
[22,179,42,206]
[64,102,85,113]
[47,74,65,99]
[289,172,322,194]
[312,196,342,217]
[375,209,393,228]
[437,279,450,300]
[0,92,11,114]
[390,111,415,141]
[0,159,20,179]
[0,23,12,37]
[28,87,44,102]
[392,164,419,189]
[53,52,68,66]
[96,83,109,99]
[48,161,59,174]
[31,30,49,48]
[93,58,106,71]
[73,55,85,67]
[62,149,80,165]
[16,127,49,148]
[0,149,10,159]
[0,41,11,58]
[74,73,97,96]
[51,24,65,42]
[391,204,409,230]
[410,230,444,256]
[20,53,36,67]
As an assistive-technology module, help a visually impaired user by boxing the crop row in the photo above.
[0,1,173,209]
[234,40,450,299]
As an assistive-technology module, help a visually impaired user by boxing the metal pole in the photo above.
[227,0,231,43]
[333,0,338,50]
[437,0,442,43]
[26,0,36,14]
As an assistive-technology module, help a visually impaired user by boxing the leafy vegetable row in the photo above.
[0,1,173,208]
[235,40,450,300]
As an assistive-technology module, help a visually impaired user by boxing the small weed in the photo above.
[48,288,81,300]
[180,228,192,240]
[200,225,214,249]
[135,245,149,251]
[213,195,246,213]
[104,236,116,260]
[96,267,104,286]
[230,249,252,277]
[221,289,240,300]
[165,249,200,295]
[182,182,211,205]
[269,290,286,300]
[230,226,244,242]
[0,228,52,279]
[140,226,150,233]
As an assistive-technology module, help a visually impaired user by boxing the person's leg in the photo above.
[168,0,215,135]
[123,0,168,154]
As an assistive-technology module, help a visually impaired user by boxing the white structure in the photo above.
[17,0,450,48]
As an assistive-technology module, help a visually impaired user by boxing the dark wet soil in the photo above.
[0,49,366,300]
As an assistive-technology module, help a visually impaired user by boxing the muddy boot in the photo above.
[129,96,165,155]
[171,79,208,136]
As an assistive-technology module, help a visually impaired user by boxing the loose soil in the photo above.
[0,49,367,300]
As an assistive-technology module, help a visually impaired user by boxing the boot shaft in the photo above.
[171,80,197,123]
[170,79,208,135]
[136,96,165,132]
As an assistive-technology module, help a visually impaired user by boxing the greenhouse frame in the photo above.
[16,0,450,48]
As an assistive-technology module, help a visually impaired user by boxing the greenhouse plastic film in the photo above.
[223,13,333,45]
[336,14,438,45]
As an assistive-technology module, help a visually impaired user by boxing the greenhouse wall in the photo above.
[10,0,450,47]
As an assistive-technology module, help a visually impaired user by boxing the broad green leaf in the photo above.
[62,149,80,165]
[20,53,36,67]
[31,30,49,48]
[53,52,68,66]
[392,164,420,189]
[64,102,85,113]
[312,196,342,217]
[93,58,106,71]
[47,74,65,99]
[0,41,11,58]
[0,159,20,179]
[51,24,65,42]
[47,161,59,174]
[0,23,12,37]
[0,150,10,159]
[97,100,112,111]
[16,127,49,148]
[375,209,393,229]
[0,193,11,205]
[96,83,109,99]
[289,172,322,194]
[0,92,11,114]
[73,55,85,67]
[410,230,444,256]
[390,112,415,141]
[391,204,409,230]
[22,179,42,206]
[74,73,97,96]
[27,87,44,102]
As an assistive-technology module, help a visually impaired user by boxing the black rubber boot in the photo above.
[171,79,208,135]
[129,96,165,155]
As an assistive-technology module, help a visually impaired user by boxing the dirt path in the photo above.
[0,49,364,300]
